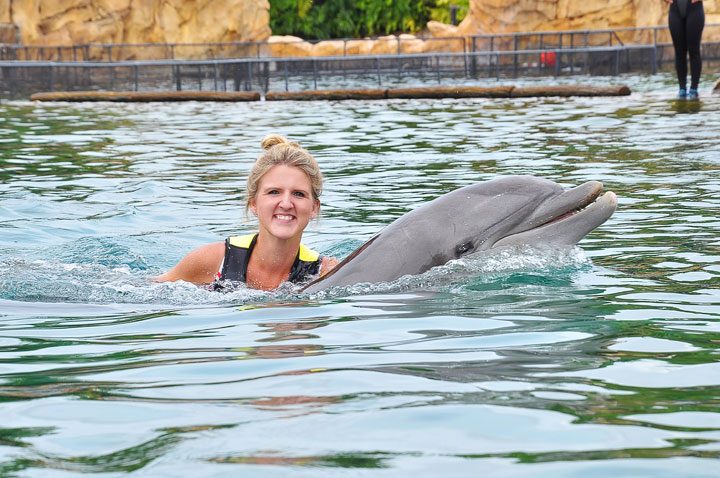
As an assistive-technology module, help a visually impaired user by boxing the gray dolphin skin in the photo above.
[303,175,617,293]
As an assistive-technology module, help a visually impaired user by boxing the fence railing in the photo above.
[1,24,718,62]
[4,43,718,99]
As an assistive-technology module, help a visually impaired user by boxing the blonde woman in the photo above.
[157,134,338,290]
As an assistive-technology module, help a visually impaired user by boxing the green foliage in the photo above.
[428,0,468,26]
[269,0,469,40]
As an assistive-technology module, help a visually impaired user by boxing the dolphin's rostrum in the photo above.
[303,175,617,293]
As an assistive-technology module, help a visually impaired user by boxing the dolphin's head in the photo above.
[444,176,617,255]
[303,175,617,293]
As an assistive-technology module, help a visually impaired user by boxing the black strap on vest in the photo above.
[215,235,321,289]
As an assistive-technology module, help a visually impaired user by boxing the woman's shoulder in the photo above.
[155,241,225,283]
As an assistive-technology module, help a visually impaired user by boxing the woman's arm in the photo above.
[154,242,225,284]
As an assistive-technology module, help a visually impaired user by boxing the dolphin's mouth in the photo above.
[494,183,618,248]
[541,187,613,227]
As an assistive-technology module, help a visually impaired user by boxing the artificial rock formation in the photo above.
[265,0,720,58]
[1,0,270,46]
[2,0,719,59]
[436,0,720,39]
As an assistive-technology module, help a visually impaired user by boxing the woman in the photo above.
[667,0,705,100]
[156,134,338,290]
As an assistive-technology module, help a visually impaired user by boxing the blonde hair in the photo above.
[246,134,323,212]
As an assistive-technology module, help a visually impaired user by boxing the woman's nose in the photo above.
[278,193,293,208]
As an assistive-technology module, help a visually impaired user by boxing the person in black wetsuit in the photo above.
[156,134,338,290]
[667,0,705,100]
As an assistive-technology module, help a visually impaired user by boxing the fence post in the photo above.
[614,48,620,76]
[49,65,54,91]
[462,37,468,78]
[651,45,657,74]
[262,60,269,93]
[375,57,381,86]
[312,58,317,90]
[134,64,139,91]
[470,37,477,78]
[284,61,289,91]
[213,62,218,91]
[247,61,253,91]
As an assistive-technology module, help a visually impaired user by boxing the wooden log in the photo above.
[29,85,632,102]
[510,85,631,97]
[30,91,261,102]
[388,86,513,99]
[713,78,720,94]
[265,89,388,101]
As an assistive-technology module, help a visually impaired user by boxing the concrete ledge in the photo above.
[30,91,261,102]
[30,85,632,102]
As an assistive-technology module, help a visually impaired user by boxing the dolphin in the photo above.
[303,175,617,293]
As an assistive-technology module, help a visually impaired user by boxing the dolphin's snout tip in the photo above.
[602,191,618,208]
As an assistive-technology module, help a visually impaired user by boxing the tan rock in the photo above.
[454,0,719,37]
[427,20,459,38]
[6,0,270,57]
[398,34,425,54]
[312,40,344,57]
[345,39,373,55]
[370,35,399,54]
[1,0,11,22]
[423,36,465,53]
[267,35,312,57]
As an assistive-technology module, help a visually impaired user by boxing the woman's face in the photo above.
[250,165,319,242]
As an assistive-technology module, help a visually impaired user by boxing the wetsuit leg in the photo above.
[686,1,705,90]
[668,3,688,89]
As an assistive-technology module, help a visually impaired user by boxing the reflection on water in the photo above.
[0,74,719,477]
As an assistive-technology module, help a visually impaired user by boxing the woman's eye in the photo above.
[267,189,279,195]
[293,191,307,198]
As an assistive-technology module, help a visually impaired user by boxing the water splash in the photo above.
[0,236,590,305]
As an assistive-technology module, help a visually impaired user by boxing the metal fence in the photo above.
[4,43,717,99]
[467,24,717,52]
[1,24,718,62]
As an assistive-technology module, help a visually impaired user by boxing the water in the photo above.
[1,73,719,477]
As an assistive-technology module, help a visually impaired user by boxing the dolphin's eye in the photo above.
[455,241,474,257]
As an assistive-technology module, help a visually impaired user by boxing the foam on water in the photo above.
[0,234,591,305]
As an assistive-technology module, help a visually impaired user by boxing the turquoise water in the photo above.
[1,74,719,477]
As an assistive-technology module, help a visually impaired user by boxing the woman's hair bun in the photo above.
[261,134,300,150]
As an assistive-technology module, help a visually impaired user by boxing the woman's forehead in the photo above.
[259,165,312,188]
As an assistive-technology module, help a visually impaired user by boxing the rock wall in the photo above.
[2,0,719,59]
[266,0,720,58]
[1,0,270,45]
[447,0,719,36]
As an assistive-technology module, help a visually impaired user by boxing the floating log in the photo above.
[511,85,631,97]
[265,89,388,101]
[30,91,261,102]
[30,85,632,102]
[388,86,514,99]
